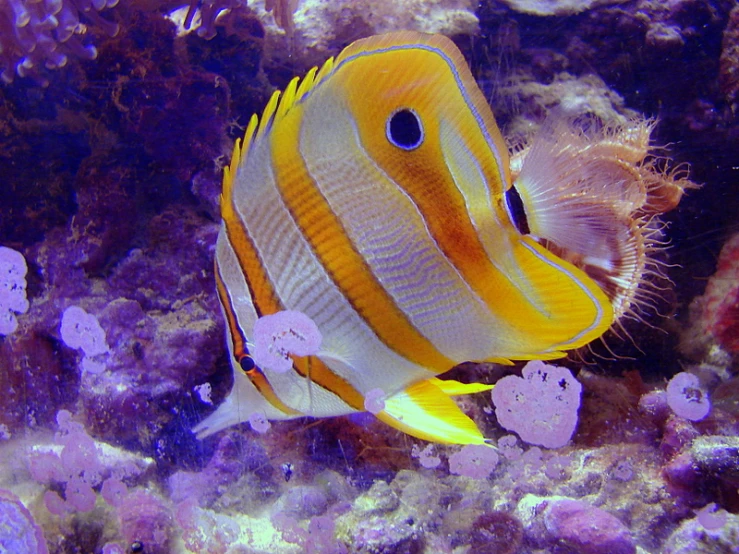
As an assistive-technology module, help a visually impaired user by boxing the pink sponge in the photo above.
[0,246,29,336]
[491,360,582,449]
[666,372,711,421]
[60,306,109,357]
[252,310,322,373]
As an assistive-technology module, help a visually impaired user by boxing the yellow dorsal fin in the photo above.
[295,66,318,101]
[256,89,281,140]
[221,113,257,215]
[314,56,335,86]
[226,55,337,190]
[276,76,300,121]
[376,379,488,445]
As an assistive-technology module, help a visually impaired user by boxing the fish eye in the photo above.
[386,108,424,150]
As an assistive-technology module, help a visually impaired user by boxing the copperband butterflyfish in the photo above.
[193,31,613,445]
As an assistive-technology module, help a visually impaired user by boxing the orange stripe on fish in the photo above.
[214,259,300,416]
[291,356,366,412]
[213,259,250,366]
[220,127,366,415]
[269,105,457,373]
[221,117,279,319]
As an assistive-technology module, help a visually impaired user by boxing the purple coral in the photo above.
[448,445,499,479]
[28,410,106,515]
[252,310,322,373]
[60,306,109,357]
[363,388,386,415]
[60,305,110,374]
[248,411,271,433]
[0,0,120,84]
[696,503,728,531]
[411,444,441,469]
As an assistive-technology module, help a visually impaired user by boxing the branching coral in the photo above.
[180,0,298,39]
[181,0,239,39]
[0,0,120,84]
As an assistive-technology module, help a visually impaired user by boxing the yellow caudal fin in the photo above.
[375,379,491,445]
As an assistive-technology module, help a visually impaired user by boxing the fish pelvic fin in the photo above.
[376,379,493,445]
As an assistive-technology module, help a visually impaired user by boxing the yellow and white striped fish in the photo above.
[193,31,613,445]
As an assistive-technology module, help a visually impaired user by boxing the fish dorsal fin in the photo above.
[221,56,335,207]
[225,55,337,188]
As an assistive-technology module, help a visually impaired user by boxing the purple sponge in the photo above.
[491,361,582,449]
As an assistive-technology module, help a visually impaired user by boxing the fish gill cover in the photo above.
[0,1,738,553]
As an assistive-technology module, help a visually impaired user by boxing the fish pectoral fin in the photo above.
[375,379,488,445]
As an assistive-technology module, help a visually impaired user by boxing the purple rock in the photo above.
[663,511,739,553]
[0,488,49,554]
[168,433,272,506]
[0,331,76,432]
[76,209,223,446]
[543,498,635,554]
[118,490,173,554]
[278,485,329,519]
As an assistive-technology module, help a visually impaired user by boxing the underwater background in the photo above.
[1,0,738,553]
